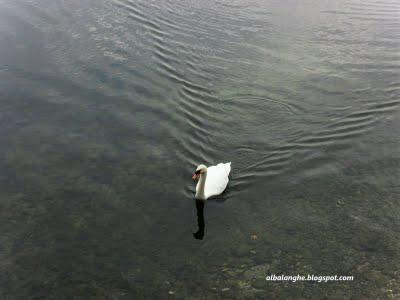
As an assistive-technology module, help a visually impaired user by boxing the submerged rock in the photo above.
[244,264,271,281]
[251,278,266,289]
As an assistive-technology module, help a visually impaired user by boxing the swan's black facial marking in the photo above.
[192,170,201,180]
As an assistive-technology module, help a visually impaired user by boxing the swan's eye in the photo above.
[195,170,201,175]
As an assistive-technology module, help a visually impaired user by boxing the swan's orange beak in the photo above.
[192,173,200,180]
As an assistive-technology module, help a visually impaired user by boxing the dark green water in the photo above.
[0,0,399,298]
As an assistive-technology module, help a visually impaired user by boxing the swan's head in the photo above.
[192,164,207,180]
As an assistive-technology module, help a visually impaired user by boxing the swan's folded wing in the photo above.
[204,163,231,198]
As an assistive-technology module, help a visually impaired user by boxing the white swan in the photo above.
[192,162,231,200]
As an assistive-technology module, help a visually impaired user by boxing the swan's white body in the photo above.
[195,162,231,200]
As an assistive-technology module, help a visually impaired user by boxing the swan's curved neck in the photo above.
[197,170,207,199]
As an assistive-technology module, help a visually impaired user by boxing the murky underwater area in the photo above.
[0,0,399,298]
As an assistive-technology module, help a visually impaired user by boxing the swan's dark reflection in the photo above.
[193,200,205,240]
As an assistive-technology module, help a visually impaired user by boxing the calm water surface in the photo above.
[0,0,399,298]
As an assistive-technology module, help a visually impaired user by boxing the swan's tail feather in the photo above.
[216,162,231,176]
[225,162,231,176]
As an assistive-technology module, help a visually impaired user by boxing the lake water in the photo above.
[0,0,399,298]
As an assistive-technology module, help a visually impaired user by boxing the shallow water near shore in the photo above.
[0,0,399,298]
